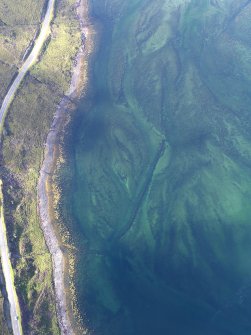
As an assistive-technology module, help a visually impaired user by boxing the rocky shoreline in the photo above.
[37,0,93,333]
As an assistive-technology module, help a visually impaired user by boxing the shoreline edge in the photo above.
[37,0,94,333]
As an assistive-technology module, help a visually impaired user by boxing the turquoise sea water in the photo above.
[62,0,251,334]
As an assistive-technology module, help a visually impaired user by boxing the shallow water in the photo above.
[63,0,251,334]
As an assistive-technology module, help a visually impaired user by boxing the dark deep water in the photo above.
[62,0,251,334]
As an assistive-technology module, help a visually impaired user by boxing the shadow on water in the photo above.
[80,115,107,152]
[74,89,112,152]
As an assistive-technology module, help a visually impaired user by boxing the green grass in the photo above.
[32,22,81,93]
[0,61,17,101]
[0,0,45,107]
[0,0,44,25]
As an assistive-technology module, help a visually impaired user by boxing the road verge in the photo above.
[0,180,23,335]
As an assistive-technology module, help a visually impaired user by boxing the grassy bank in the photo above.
[0,0,83,333]
[0,0,45,103]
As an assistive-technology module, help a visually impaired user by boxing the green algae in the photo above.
[61,0,251,334]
